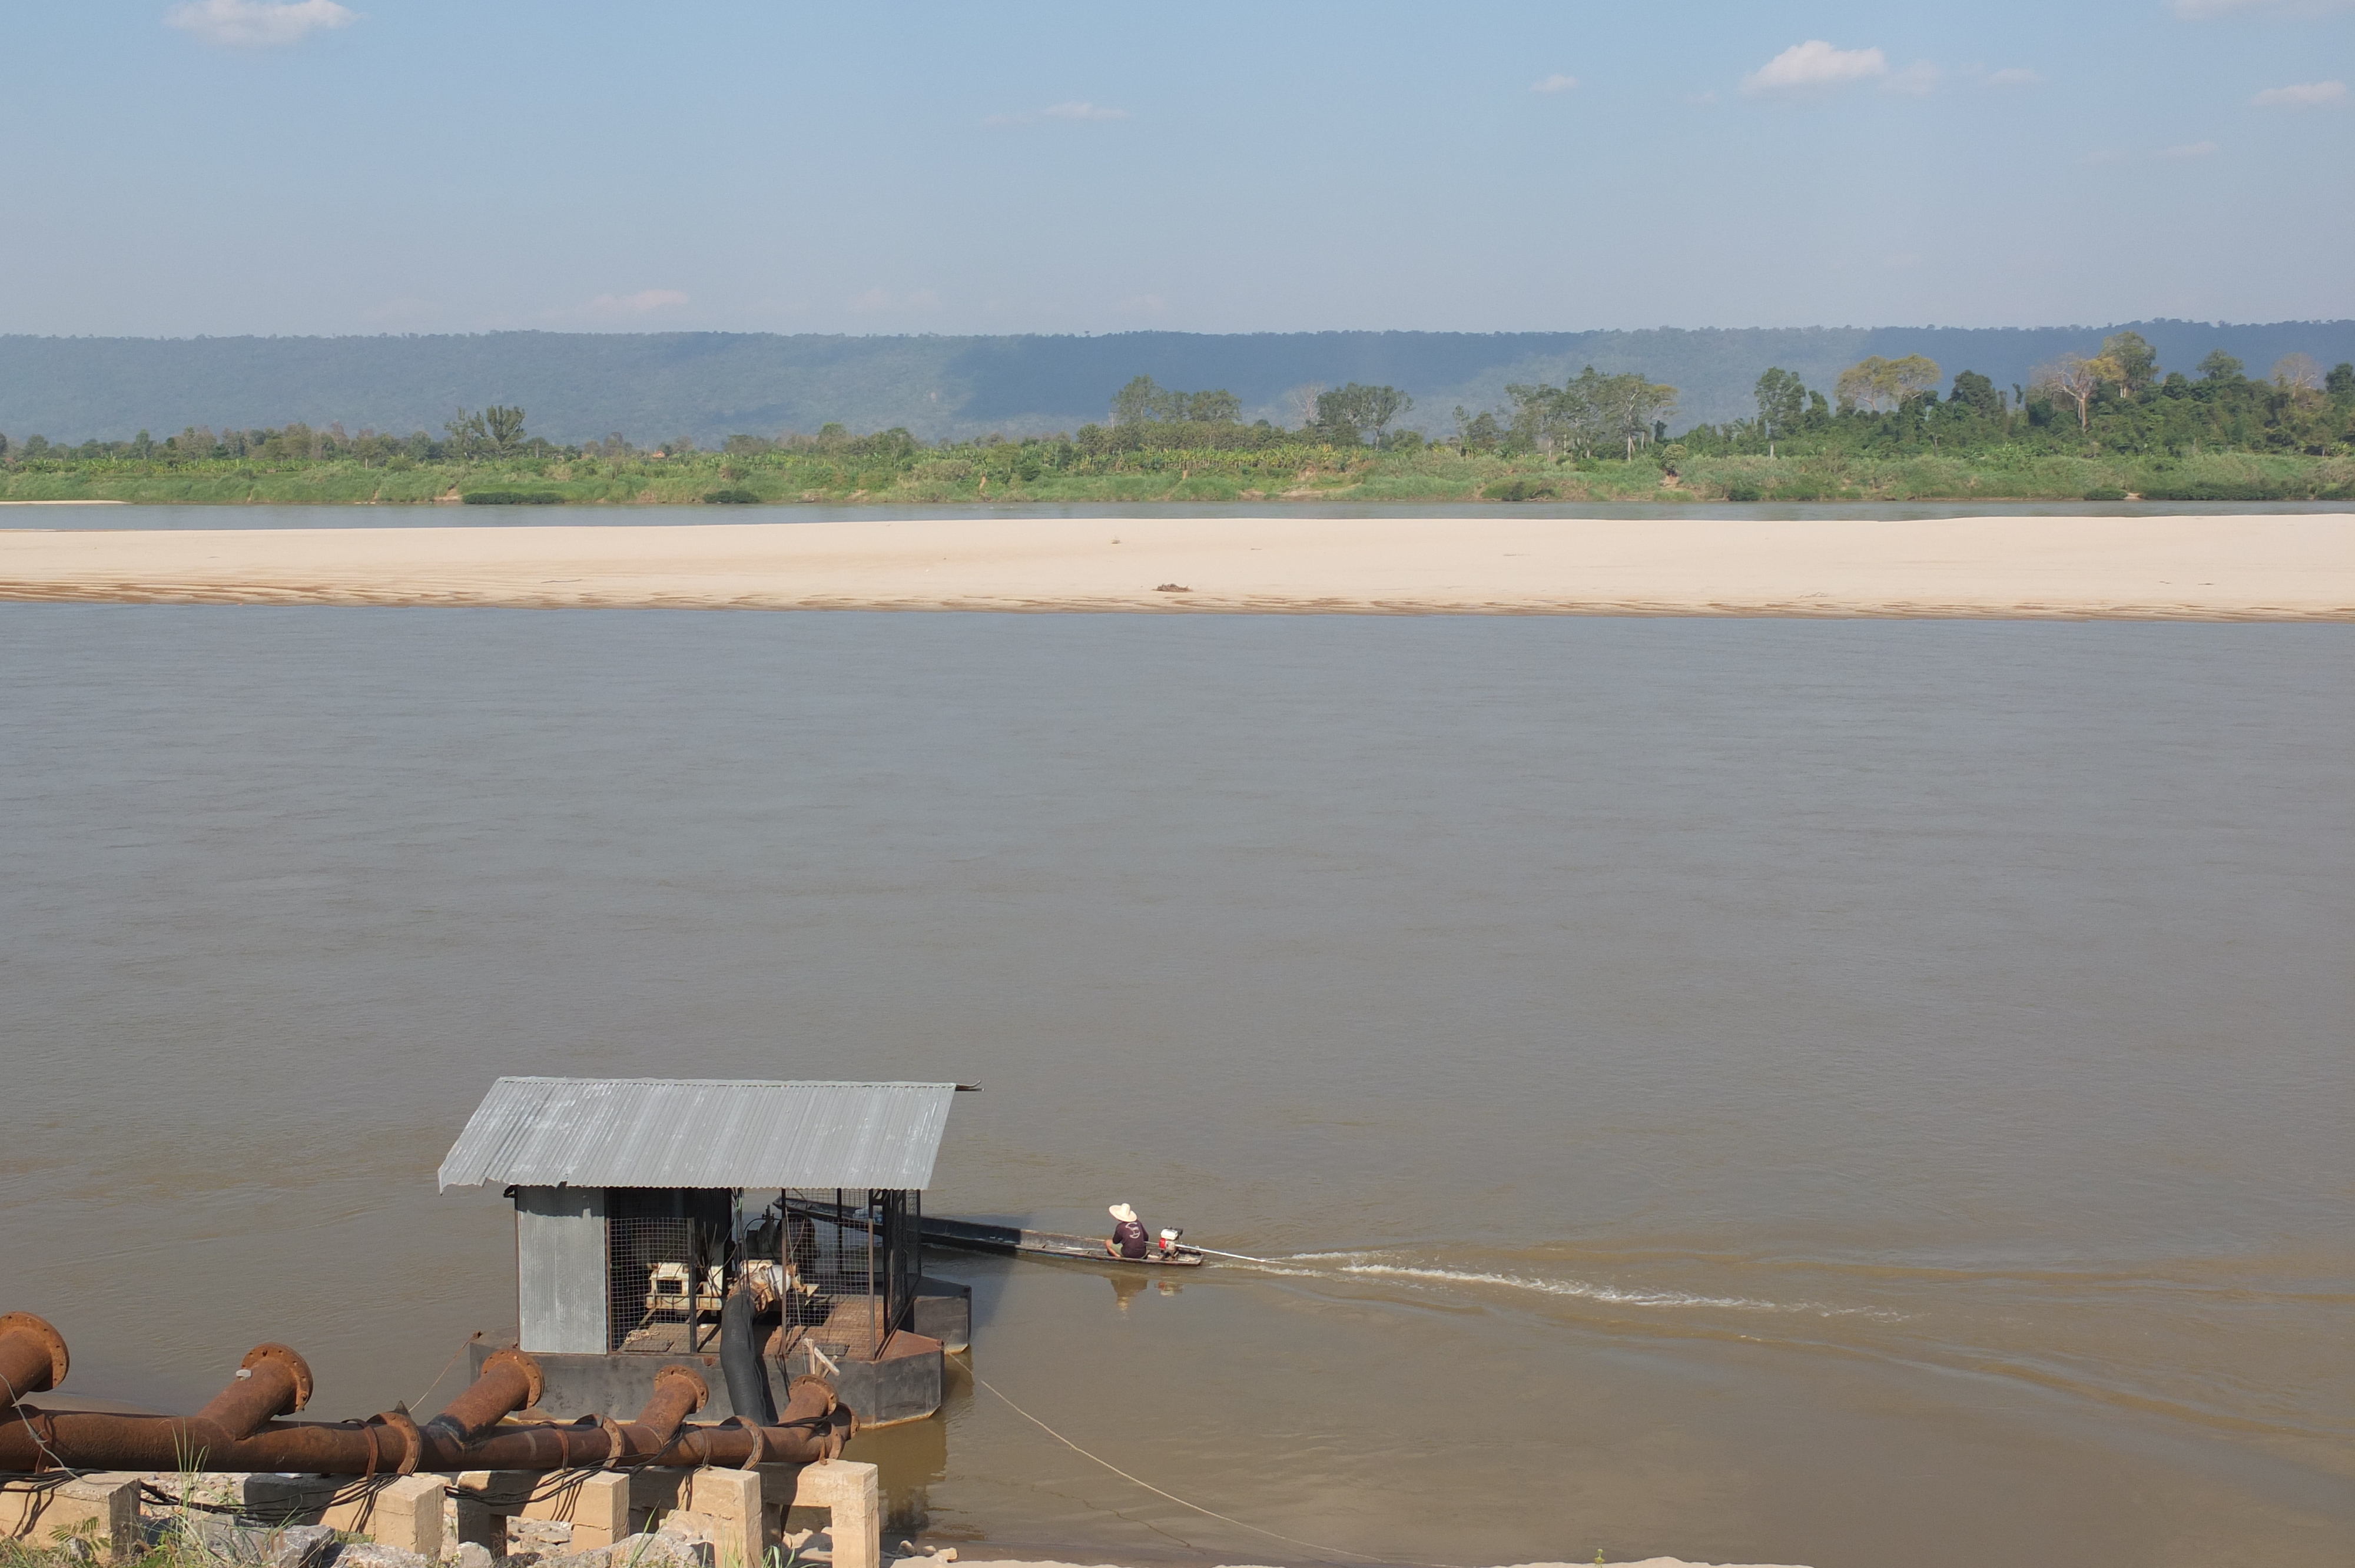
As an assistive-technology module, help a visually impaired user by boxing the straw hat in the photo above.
[1109,1202,1138,1224]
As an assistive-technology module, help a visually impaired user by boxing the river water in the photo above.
[3,528,2349,1566]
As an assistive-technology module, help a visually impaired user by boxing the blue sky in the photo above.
[3,0,2349,336]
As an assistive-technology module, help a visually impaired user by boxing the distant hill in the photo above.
[5,322,2350,446]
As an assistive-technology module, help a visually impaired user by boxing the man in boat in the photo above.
[1106,1202,1150,1260]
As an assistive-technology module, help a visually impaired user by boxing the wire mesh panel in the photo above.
[767,1188,903,1360]
[592,1185,918,1361]
[605,1188,731,1352]
[608,1213,706,1350]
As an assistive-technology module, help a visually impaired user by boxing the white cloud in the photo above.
[1986,67,2044,88]
[586,289,688,316]
[1531,74,1579,95]
[2170,0,2353,17]
[1880,61,1942,96]
[1742,40,1888,95]
[164,0,357,47]
[983,101,1130,127]
[2162,139,2220,158]
[2251,79,2348,107]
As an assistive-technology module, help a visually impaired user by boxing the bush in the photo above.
[1723,481,1762,502]
[2082,487,2127,501]
[703,488,761,504]
[1485,476,1557,502]
[2138,480,2296,501]
[462,490,565,504]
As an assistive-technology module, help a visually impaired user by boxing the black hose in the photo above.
[718,1284,777,1426]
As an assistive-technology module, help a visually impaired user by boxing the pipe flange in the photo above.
[483,1347,544,1411]
[366,1406,426,1476]
[0,1313,70,1394]
[241,1343,314,1412]
[597,1414,629,1470]
[655,1364,710,1413]
[785,1375,838,1417]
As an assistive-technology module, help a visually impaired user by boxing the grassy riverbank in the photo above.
[2,446,2349,507]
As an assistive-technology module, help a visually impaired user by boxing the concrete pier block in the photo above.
[0,1472,142,1562]
[452,1470,539,1551]
[342,1474,446,1557]
[758,1462,877,1568]
[559,1471,632,1550]
[685,1469,759,1568]
[624,1467,689,1530]
[241,1474,445,1557]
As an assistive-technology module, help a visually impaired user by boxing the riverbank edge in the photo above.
[1,447,2349,510]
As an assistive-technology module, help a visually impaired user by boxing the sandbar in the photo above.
[0,513,2346,619]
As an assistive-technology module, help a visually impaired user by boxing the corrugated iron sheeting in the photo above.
[437,1078,958,1192]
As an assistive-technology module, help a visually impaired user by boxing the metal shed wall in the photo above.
[515,1184,608,1354]
[437,1078,958,1192]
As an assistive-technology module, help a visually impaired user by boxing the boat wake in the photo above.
[1227,1250,1902,1319]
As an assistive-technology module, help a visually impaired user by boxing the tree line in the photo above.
[1659,333,2355,461]
[5,338,2350,473]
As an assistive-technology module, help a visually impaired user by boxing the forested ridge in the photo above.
[6,320,2353,447]
[4,340,2350,506]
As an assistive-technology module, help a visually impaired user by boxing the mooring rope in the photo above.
[967,1369,1448,1568]
[409,1330,483,1415]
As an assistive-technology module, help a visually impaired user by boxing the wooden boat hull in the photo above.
[789,1199,1208,1268]
[916,1214,1206,1267]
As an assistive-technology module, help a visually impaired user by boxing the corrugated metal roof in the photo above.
[437,1078,960,1192]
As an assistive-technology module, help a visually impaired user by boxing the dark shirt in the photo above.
[1112,1218,1149,1259]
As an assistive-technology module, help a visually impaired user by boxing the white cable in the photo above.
[968,1369,1448,1567]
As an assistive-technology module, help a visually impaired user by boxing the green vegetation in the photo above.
[5,347,2351,509]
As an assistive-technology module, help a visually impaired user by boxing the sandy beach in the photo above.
[0,512,2347,619]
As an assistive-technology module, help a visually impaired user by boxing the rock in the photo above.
[181,1520,339,1568]
[509,1520,573,1549]
[59,1539,100,1565]
[447,1543,497,1568]
[333,1547,429,1568]
[527,1550,610,1568]
[604,1533,711,1568]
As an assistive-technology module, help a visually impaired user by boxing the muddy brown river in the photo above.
[4,579,2348,1566]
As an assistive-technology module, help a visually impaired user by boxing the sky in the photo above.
[2,0,2350,337]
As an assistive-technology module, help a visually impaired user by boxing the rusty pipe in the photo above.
[0,1400,851,1475]
[0,1314,69,1403]
[423,1346,540,1443]
[0,1342,315,1472]
[0,1319,850,1475]
[631,1365,707,1447]
[193,1344,313,1440]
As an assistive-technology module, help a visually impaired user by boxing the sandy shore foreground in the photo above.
[0,513,2347,619]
